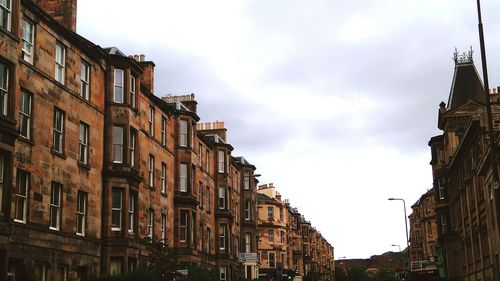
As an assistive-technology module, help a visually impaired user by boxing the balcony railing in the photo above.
[410,260,438,272]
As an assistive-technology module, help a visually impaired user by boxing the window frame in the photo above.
[161,213,166,241]
[80,61,90,100]
[147,208,154,238]
[149,106,155,136]
[180,210,188,242]
[54,43,66,84]
[218,150,225,173]
[129,129,136,167]
[180,163,188,192]
[21,18,34,64]
[161,162,166,193]
[111,189,123,231]
[49,182,62,230]
[52,108,65,154]
[268,229,274,243]
[78,122,89,165]
[244,200,251,220]
[218,187,226,210]
[0,0,12,31]
[161,116,166,145]
[113,69,124,103]
[149,154,154,188]
[0,154,4,212]
[128,192,136,234]
[269,252,276,268]
[219,224,227,250]
[76,191,87,236]
[112,125,124,163]
[129,75,136,108]
[0,62,8,116]
[14,170,29,223]
[19,90,32,139]
[179,119,188,147]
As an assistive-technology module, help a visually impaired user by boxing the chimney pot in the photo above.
[140,54,145,61]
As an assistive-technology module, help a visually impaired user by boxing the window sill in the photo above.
[51,149,66,159]
[17,135,34,146]
[0,26,19,42]
[161,192,167,198]
[78,161,91,170]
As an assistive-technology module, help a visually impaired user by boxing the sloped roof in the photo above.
[447,61,485,109]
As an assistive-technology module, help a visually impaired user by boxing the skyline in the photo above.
[77,0,500,258]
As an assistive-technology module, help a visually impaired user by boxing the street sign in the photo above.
[238,253,258,263]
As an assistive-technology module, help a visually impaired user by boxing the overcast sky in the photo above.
[77,0,500,259]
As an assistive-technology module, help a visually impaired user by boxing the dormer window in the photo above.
[113,69,123,103]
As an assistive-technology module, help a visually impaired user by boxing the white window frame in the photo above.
[128,193,135,233]
[245,233,251,253]
[268,229,274,243]
[129,129,136,167]
[14,170,29,223]
[112,126,123,163]
[280,230,285,244]
[22,19,34,63]
[218,150,225,173]
[76,191,87,236]
[78,122,89,164]
[49,182,61,230]
[218,187,226,210]
[268,206,274,220]
[180,163,188,192]
[0,62,8,116]
[438,179,445,200]
[161,162,166,193]
[129,75,136,108]
[113,69,123,103]
[161,116,166,145]
[244,172,250,190]
[244,200,251,220]
[0,0,12,31]
[269,252,276,268]
[147,209,154,238]
[198,182,203,208]
[179,120,188,147]
[53,109,64,153]
[55,43,65,84]
[19,91,32,139]
[180,210,188,242]
[111,189,122,231]
[219,224,227,250]
[149,155,154,188]
[219,267,227,281]
[204,148,209,171]
[161,213,166,241]
[149,106,155,136]
[80,62,90,100]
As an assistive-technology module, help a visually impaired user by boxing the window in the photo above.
[14,170,29,223]
[191,165,195,193]
[0,154,4,212]
[79,122,89,164]
[113,69,123,103]
[129,129,136,167]
[147,209,154,238]
[161,162,166,193]
[111,189,122,231]
[267,206,274,220]
[49,182,62,230]
[161,116,166,145]
[179,120,188,147]
[438,179,445,200]
[244,172,250,190]
[204,148,209,171]
[191,212,196,245]
[206,227,211,252]
[0,62,8,116]
[199,225,204,250]
[269,252,276,268]
[53,109,64,153]
[180,163,187,192]
[149,106,155,136]
[128,192,136,233]
[22,19,34,63]
[219,267,227,281]
[80,62,90,100]
[198,182,203,208]
[280,230,285,244]
[55,43,65,84]
[245,233,251,253]
[56,265,67,281]
[218,150,225,173]
[440,215,447,234]
[180,210,188,242]
[161,214,166,241]
[218,187,226,209]
[244,200,251,220]
[427,221,432,236]
[33,263,47,281]
[0,0,12,31]
[110,258,122,275]
[206,187,211,212]
[279,208,283,221]
[129,75,136,108]
[198,145,202,165]
[76,191,87,236]
[19,91,32,139]
[268,229,274,243]
[219,224,227,250]
[112,126,123,163]
[149,155,154,188]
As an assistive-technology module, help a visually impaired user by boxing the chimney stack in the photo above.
[35,0,77,32]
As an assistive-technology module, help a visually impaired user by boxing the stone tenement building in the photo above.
[428,50,500,281]
[0,0,265,280]
[408,188,438,277]
[256,184,335,280]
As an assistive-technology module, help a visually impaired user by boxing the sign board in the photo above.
[238,252,258,263]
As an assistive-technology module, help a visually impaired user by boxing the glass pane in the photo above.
[0,63,5,89]
[113,126,123,144]
[112,190,121,208]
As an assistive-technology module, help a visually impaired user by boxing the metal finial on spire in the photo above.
[453,47,474,64]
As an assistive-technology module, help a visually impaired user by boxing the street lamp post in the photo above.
[389,198,410,277]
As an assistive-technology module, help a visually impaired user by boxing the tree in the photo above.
[147,239,179,281]
[335,266,347,281]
